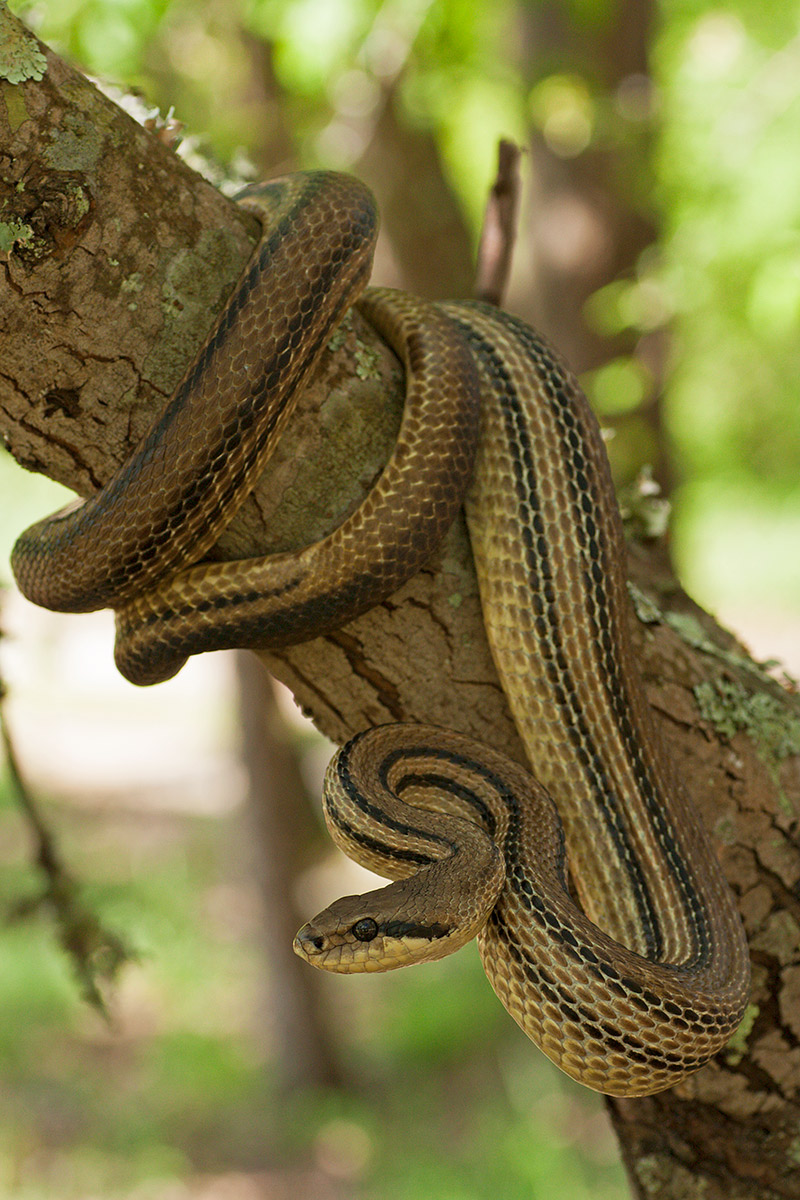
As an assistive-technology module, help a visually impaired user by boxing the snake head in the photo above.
[292,882,472,973]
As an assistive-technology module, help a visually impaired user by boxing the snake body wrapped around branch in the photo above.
[11,170,750,1097]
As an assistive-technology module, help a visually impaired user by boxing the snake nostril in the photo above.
[312,935,325,951]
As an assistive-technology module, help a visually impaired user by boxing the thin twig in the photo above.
[474,139,523,307]
[0,601,133,1013]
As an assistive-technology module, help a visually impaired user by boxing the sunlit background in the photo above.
[2,0,800,1197]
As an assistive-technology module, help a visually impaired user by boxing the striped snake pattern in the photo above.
[12,171,750,1096]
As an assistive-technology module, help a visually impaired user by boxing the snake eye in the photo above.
[352,918,379,942]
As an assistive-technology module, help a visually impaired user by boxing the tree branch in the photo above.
[474,138,522,306]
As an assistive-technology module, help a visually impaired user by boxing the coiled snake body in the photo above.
[12,171,750,1096]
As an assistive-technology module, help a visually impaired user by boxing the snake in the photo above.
[11,170,750,1097]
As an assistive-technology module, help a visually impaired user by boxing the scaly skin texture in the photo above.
[11,172,750,1097]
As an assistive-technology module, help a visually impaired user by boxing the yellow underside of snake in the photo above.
[12,170,750,1097]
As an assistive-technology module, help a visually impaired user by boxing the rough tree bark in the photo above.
[2,15,800,1199]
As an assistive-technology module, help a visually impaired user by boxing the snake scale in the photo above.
[12,170,750,1096]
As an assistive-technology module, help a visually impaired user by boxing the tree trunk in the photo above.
[2,15,800,1198]
[234,649,341,1091]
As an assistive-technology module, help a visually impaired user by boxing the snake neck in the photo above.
[303,726,509,970]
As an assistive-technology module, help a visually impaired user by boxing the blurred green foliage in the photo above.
[654,2,800,607]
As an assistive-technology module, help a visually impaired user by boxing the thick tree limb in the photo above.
[2,15,800,1198]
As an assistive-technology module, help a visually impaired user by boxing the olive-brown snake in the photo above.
[12,170,750,1095]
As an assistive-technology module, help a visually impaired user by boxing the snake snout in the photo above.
[293,924,326,961]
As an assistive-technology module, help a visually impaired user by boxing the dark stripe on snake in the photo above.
[128,569,394,667]
[387,770,498,838]
[504,311,712,966]
[382,919,452,940]
[118,269,361,572]
[444,308,663,959]
[335,738,455,854]
[376,743,543,848]
[324,796,434,867]
[477,728,712,1004]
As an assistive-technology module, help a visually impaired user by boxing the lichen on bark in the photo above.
[0,6,46,85]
